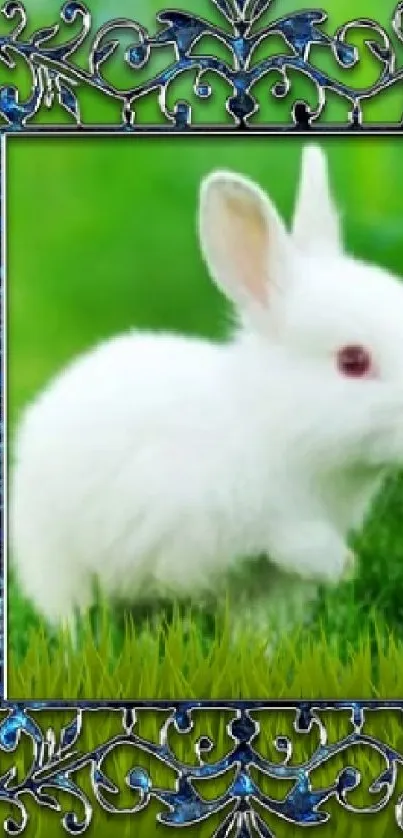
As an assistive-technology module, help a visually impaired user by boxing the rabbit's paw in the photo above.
[268,521,352,584]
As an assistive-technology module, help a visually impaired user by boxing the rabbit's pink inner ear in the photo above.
[220,189,269,305]
[200,175,272,309]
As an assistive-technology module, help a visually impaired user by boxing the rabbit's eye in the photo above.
[337,345,372,378]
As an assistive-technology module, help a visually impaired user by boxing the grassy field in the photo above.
[5,0,403,700]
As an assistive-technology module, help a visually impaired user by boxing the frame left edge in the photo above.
[1,131,8,701]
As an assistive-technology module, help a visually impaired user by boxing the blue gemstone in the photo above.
[273,81,287,97]
[129,46,146,67]
[230,715,257,741]
[232,771,255,796]
[196,85,211,98]
[128,767,152,792]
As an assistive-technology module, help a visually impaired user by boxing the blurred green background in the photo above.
[5,0,403,667]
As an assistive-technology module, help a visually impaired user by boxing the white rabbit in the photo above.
[9,144,403,629]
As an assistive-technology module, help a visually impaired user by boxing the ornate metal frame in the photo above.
[0,0,402,129]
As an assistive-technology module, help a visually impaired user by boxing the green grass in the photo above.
[8,589,403,700]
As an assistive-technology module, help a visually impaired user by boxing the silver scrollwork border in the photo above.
[0,701,401,835]
[0,1,401,130]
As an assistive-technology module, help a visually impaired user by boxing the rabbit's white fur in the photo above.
[10,145,403,626]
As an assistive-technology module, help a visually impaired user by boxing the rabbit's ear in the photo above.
[292,145,342,255]
[199,170,292,312]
